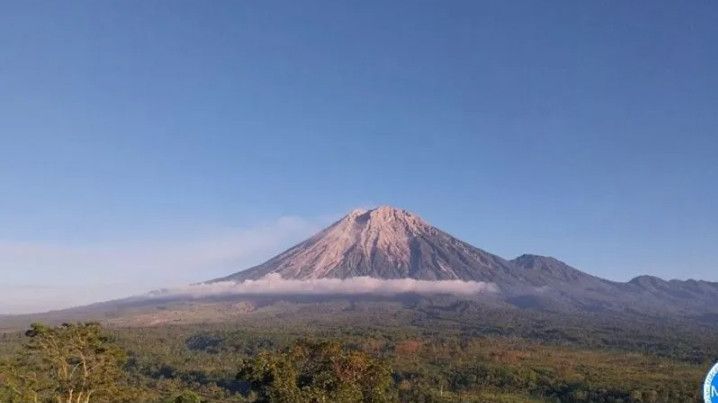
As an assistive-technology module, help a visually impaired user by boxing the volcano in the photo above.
[212,206,518,283]
[3,206,717,328]
[211,206,718,316]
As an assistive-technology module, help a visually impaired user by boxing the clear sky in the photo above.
[1,1,717,313]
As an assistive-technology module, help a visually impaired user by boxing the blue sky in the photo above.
[1,1,717,313]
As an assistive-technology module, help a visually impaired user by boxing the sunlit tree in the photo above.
[0,322,130,403]
[237,339,395,402]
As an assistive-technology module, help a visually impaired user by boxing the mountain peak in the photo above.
[372,205,409,214]
[346,208,368,217]
[628,275,667,288]
[341,206,429,231]
[214,205,513,282]
[510,254,596,283]
[513,254,562,265]
[346,205,415,218]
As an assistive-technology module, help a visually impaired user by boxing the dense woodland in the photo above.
[1,297,716,402]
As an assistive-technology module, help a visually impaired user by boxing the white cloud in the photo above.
[0,216,325,314]
[145,274,498,299]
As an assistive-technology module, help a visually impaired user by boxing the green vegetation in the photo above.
[1,299,715,402]
[238,339,393,402]
[0,322,133,402]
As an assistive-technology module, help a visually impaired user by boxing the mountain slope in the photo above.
[214,206,519,283]
[211,206,718,317]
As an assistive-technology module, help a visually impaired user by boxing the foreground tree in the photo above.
[0,322,131,403]
[237,339,395,402]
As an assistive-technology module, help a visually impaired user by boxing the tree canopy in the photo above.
[237,339,395,402]
[0,322,131,403]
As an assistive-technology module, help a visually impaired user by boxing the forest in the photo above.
[1,297,715,402]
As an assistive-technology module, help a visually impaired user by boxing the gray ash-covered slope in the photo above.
[214,206,522,283]
[212,206,718,316]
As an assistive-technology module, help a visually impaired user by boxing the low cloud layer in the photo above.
[146,274,498,299]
